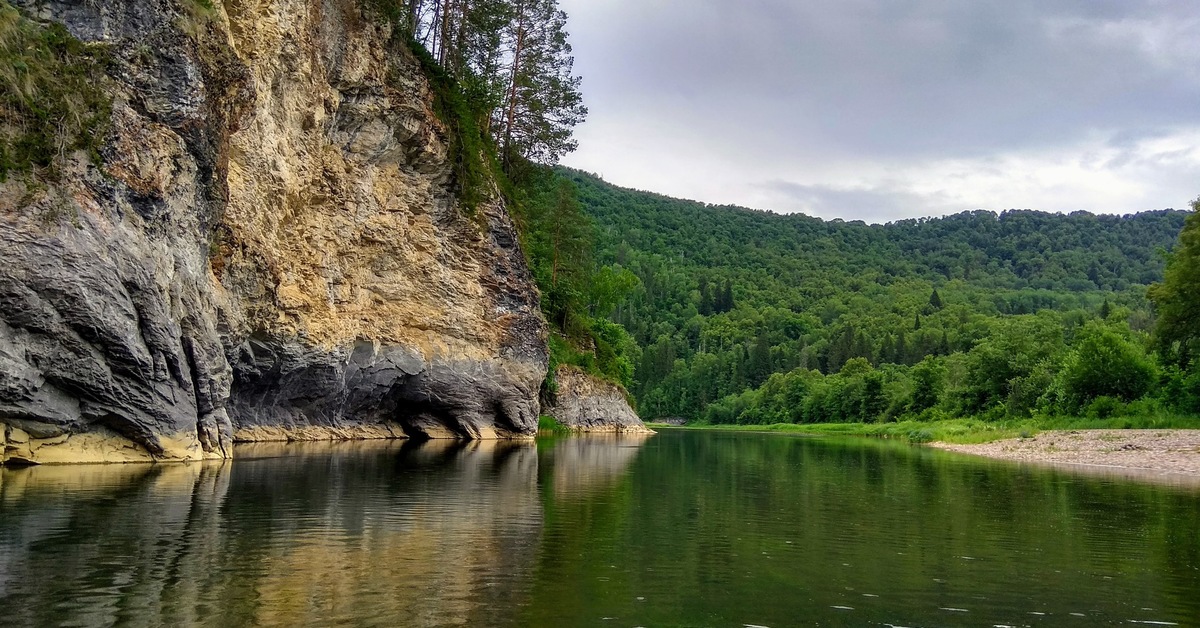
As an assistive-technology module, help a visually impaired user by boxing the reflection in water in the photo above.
[542,432,653,495]
[0,439,557,627]
[0,462,233,627]
[950,454,1200,488]
[2,431,1198,627]
[522,432,1200,628]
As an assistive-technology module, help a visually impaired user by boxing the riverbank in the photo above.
[930,430,1200,477]
[650,419,1200,479]
[645,419,1032,444]
[647,415,1200,445]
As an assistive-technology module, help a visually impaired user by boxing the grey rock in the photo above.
[547,367,652,434]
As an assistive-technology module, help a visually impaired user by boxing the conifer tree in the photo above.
[929,289,944,310]
[498,0,587,167]
[386,0,586,168]
[749,334,773,387]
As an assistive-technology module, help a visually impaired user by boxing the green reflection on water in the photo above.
[0,431,1197,627]
[523,431,1200,627]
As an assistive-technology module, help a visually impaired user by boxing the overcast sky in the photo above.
[555,0,1200,223]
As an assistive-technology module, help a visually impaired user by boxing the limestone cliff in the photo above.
[0,0,547,464]
[546,366,651,434]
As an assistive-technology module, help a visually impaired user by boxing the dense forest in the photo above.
[551,169,1200,426]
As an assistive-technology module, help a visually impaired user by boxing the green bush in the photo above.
[908,356,945,413]
[538,415,572,433]
[1056,322,1156,412]
[1157,366,1200,414]
[1083,396,1126,419]
[907,429,935,443]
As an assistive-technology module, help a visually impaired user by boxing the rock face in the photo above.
[546,367,651,434]
[0,0,547,464]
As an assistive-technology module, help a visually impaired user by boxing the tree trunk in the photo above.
[438,0,454,66]
[408,0,422,34]
[502,0,528,165]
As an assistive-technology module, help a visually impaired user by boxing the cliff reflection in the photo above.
[0,439,542,628]
[541,432,653,495]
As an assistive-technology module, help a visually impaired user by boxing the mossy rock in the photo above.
[0,1,113,182]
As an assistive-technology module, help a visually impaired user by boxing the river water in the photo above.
[0,430,1197,627]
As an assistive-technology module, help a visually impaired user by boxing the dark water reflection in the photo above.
[1,431,1198,627]
[0,440,544,627]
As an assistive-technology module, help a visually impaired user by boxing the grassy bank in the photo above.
[538,415,573,434]
[646,415,1200,445]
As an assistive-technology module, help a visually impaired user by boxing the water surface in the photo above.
[1,430,1197,627]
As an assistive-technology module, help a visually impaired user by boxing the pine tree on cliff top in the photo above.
[497,0,587,168]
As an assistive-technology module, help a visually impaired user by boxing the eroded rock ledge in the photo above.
[0,0,547,464]
[546,367,652,434]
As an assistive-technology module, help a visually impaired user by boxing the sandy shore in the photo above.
[931,430,1200,481]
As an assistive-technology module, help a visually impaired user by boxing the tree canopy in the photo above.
[557,168,1195,425]
[1148,199,1200,367]
[375,0,586,170]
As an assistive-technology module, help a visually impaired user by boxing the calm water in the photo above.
[1,430,1198,627]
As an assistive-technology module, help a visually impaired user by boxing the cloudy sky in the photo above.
[555,0,1200,223]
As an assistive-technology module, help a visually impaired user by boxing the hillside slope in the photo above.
[560,169,1188,421]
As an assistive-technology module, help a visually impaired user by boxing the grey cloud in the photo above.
[558,0,1200,218]
[759,180,961,224]
[564,0,1200,159]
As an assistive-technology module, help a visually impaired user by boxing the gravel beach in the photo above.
[931,430,1200,480]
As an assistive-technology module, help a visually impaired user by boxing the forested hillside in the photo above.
[555,169,1198,425]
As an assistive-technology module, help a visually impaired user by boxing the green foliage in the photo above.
[588,264,640,319]
[363,0,586,214]
[538,414,572,433]
[367,0,585,179]
[1053,322,1156,413]
[678,412,1200,444]
[590,318,639,389]
[0,2,112,182]
[1154,366,1200,415]
[928,289,944,310]
[399,35,497,214]
[513,166,641,390]
[1148,199,1200,367]
[906,428,935,444]
[958,314,1064,417]
[517,172,593,333]
[561,170,1193,425]
[497,0,587,167]
[908,356,945,414]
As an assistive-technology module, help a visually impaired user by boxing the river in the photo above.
[0,430,1197,626]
